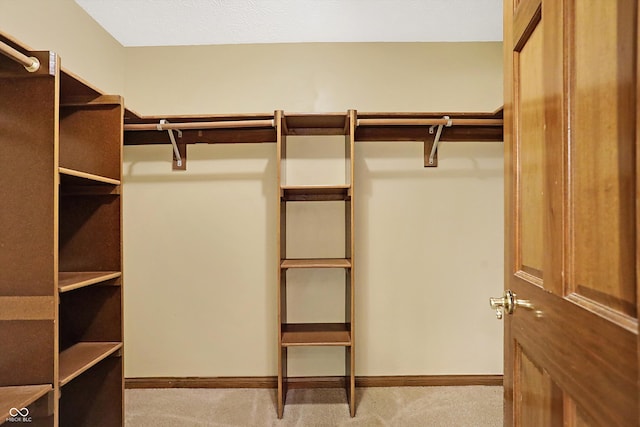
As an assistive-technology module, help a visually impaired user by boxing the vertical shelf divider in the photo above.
[345,109,356,417]
[276,110,287,419]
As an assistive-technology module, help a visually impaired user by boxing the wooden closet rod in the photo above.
[357,118,503,126]
[124,119,275,131]
[0,40,40,72]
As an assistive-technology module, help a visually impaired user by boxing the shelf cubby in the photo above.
[58,195,121,272]
[281,323,352,346]
[282,113,350,136]
[58,102,122,182]
[0,385,53,422]
[59,342,122,386]
[59,286,122,349]
[59,354,123,427]
[281,185,351,201]
[57,283,123,424]
[0,320,55,387]
[284,201,347,260]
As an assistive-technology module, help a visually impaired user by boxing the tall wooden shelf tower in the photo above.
[276,110,357,418]
[0,33,124,426]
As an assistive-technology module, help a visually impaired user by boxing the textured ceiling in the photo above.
[75,0,503,47]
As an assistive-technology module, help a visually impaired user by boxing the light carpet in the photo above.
[125,386,502,426]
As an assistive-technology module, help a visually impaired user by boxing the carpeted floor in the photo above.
[125,386,502,426]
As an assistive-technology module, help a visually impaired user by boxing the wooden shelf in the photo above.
[283,113,349,135]
[281,185,351,201]
[59,167,120,186]
[58,271,121,293]
[281,323,351,347]
[0,385,52,420]
[123,110,504,145]
[60,95,123,108]
[59,342,122,387]
[281,258,351,269]
[124,112,277,145]
[355,110,504,142]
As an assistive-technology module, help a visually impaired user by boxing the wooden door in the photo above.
[502,0,638,425]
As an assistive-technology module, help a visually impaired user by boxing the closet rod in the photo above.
[124,119,274,131]
[0,41,40,72]
[357,118,503,127]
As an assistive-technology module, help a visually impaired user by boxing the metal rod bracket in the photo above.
[427,116,452,165]
[158,120,186,170]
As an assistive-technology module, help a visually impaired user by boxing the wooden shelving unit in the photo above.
[0,32,124,426]
[58,70,123,426]
[276,111,357,418]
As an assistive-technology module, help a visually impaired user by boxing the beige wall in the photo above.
[123,42,504,377]
[0,4,504,378]
[0,0,125,95]
[123,43,501,115]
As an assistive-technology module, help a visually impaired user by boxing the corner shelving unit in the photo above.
[276,111,357,418]
[0,32,124,426]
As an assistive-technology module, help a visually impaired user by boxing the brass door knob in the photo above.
[489,290,533,319]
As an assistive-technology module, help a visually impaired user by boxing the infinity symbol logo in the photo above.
[9,407,29,417]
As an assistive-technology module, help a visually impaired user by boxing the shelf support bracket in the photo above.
[424,116,452,167]
[158,120,186,170]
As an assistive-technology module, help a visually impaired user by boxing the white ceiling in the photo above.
[75,0,503,47]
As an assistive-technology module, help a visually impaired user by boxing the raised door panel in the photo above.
[516,18,545,281]
[568,0,637,317]
[516,347,562,426]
